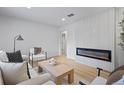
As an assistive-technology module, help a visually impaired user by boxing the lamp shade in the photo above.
[16,35,24,40]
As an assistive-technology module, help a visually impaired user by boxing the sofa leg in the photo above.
[31,59,33,67]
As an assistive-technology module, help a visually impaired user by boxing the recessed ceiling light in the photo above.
[61,18,66,21]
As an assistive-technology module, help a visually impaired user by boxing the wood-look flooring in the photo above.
[54,55,110,84]
[32,55,110,85]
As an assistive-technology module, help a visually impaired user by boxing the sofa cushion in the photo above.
[22,55,28,62]
[43,80,55,85]
[30,54,45,61]
[106,70,124,85]
[0,68,4,85]
[0,62,28,85]
[6,50,23,62]
[0,50,8,62]
[91,76,107,85]
[17,73,52,85]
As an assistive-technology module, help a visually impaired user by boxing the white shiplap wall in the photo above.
[62,8,115,71]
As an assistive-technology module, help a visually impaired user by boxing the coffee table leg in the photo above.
[68,69,74,84]
[55,77,62,85]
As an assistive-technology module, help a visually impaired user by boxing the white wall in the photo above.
[61,8,115,71]
[0,16,59,57]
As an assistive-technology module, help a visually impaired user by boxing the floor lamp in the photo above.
[14,34,24,52]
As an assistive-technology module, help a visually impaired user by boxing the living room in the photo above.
[0,7,124,86]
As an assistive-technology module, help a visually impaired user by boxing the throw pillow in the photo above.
[0,50,8,62]
[106,70,124,85]
[6,50,23,62]
[34,47,42,55]
[0,62,29,85]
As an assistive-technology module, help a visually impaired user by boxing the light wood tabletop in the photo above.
[38,60,74,85]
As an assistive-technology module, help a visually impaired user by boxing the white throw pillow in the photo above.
[0,62,29,85]
[0,50,8,62]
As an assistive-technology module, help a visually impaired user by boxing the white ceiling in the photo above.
[0,7,111,27]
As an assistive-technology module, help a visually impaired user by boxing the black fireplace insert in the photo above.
[76,48,111,62]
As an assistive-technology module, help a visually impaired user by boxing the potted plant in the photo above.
[119,13,124,50]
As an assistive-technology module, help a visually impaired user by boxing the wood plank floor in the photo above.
[32,55,110,85]
[54,55,110,84]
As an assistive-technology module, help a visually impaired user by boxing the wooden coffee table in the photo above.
[38,61,74,85]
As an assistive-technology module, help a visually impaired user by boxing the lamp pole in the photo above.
[14,37,16,52]
[14,35,24,52]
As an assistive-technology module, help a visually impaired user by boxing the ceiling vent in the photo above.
[67,13,75,17]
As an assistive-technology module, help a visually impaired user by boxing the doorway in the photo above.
[61,31,67,56]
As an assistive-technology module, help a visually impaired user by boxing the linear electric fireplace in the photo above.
[76,48,111,62]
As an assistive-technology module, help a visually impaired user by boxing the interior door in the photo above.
[61,32,67,56]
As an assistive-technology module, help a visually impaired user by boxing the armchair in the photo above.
[79,66,124,85]
[29,47,47,67]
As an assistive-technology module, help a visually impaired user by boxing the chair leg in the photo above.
[45,52,47,60]
[29,52,30,64]
[32,54,33,67]
[32,60,33,67]
[97,67,103,76]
